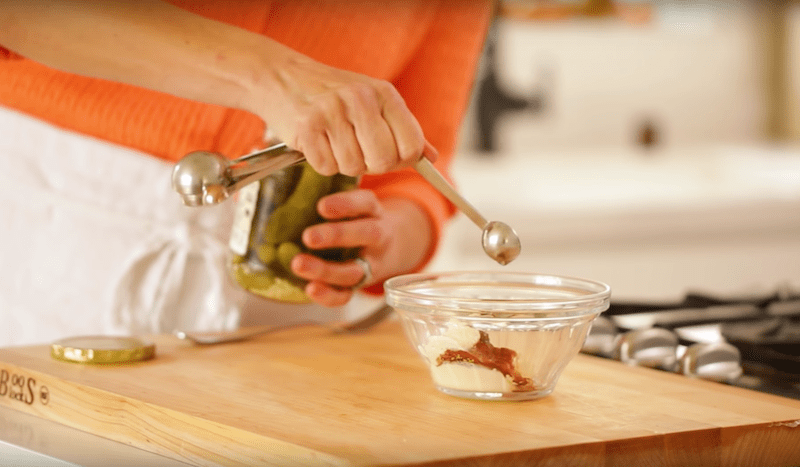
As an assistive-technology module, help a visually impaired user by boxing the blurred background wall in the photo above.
[458,0,799,153]
[430,0,800,301]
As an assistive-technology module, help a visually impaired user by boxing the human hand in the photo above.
[0,0,432,177]
[289,189,433,307]
[253,52,430,178]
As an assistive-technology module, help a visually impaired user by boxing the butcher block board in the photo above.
[1,320,800,467]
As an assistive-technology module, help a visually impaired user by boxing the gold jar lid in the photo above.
[51,336,156,364]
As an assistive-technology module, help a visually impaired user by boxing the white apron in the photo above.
[0,107,369,348]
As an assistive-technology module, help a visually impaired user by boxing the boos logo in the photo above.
[0,368,49,406]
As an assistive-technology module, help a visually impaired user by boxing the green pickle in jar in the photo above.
[227,162,359,303]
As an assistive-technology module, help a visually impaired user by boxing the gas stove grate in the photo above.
[583,289,800,400]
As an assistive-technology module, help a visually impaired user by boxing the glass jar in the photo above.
[227,162,359,303]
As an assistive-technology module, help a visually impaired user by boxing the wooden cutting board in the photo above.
[1,319,800,467]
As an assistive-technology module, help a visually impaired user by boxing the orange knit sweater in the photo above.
[0,1,492,278]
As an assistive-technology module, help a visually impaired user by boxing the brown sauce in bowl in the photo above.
[437,331,535,391]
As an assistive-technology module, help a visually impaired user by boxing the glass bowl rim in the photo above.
[384,271,611,318]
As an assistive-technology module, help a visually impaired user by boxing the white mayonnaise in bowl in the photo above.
[384,271,611,401]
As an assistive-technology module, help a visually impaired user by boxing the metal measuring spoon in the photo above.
[413,158,521,265]
[172,143,521,265]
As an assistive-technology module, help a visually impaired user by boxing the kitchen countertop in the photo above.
[1,320,800,467]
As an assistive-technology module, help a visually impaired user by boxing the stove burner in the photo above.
[583,289,800,400]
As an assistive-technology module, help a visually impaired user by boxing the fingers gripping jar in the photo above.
[228,162,359,303]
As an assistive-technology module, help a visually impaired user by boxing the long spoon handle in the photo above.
[413,157,488,228]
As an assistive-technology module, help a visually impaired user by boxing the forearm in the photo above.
[0,0,287,117]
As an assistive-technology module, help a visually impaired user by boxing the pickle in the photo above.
[250,276,311,304]
[256,244,276,264]
[231,262,249,286]
[247,271,275,290]
[231,263,275,289]
[331,173,358,192]
[263,164,332,244]
[261,207,296,245]
[277,241,302,272]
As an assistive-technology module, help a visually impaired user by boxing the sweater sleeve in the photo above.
[360,0,493,294]
[0,46,22,59]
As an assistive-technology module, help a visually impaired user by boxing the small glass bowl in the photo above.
[384,271,611,401]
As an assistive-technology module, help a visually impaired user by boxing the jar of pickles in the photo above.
[227,162,359,303]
